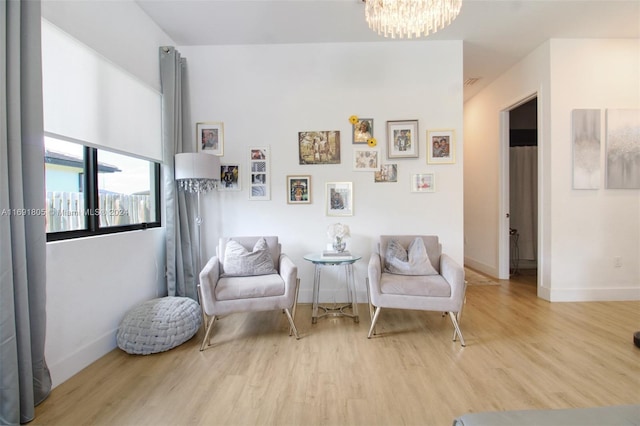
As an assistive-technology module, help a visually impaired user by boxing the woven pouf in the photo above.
[117,296,202,355]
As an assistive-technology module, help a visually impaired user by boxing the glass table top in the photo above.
[304,253,362,264]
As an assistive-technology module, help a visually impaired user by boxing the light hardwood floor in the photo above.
[34,271,639,426]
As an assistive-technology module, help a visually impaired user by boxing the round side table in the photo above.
[303,253,361,324]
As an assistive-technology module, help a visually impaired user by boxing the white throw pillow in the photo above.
[222,237,277,277]
[384,237,438,276]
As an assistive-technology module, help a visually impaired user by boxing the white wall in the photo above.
[547,39,640,301]
[464,41,551,280]
[41,2,174,387]
[180,41,465,303]
[45,229,165,386]
[464,39,640,302]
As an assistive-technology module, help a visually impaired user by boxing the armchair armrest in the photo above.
[198,256,220,316]
[279,253,298,299]
[367,253,383,305]
[440,253,466,310]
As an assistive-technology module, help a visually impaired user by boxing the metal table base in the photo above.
[304,254,361,324]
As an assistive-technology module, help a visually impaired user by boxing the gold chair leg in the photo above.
[366,278,377,334]
[367,307,382,339]
[451,297,466,342]
[458,296,466,322]
[284,308,300,339]
[366,278,374,321]
[197,284,209,330]
[448,311,465,347]
[290,278,300,337]
[199,315,217,351]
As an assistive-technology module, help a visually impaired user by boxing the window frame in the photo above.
[46,145,161,242]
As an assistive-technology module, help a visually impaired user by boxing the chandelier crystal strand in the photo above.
[177,178,217,194]
[365,0,462,39]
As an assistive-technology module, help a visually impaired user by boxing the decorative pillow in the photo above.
[222,237,277,277]
[385,239,408,263]
[384,237,438,276]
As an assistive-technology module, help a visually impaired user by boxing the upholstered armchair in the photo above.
[366,235,467,346]
[198,236,300,351]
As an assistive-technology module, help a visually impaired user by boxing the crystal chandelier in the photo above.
[365,0,462,39]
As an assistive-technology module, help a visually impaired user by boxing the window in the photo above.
[45,136,160,241]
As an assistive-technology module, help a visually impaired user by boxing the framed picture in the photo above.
[298,131,341,165]
[249,146,270,200]
[196,122,224,155]
[326,182,353,216]
[411,173,435,192]
[286,175,311,204]
[427,129,456,164]
[219,164,240,191]
[374,164,398,183]
[353,118,374,144]
[387,120,418,158]
[353,147,381,171]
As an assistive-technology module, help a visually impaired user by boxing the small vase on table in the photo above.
[333,237,346,253]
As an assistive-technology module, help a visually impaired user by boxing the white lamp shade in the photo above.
[174,152,219,180]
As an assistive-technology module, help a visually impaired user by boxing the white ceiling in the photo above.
[135,0,640,100]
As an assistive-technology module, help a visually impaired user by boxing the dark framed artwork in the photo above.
[353,118,374,144]
[219,164,240,191]
[298,131,341,165]
[287,175,311,204]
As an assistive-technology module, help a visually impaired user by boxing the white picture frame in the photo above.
[196,122,224,155]
[353,147,381,171]
[249,146,270,200]
[326,182,353,216]
[411,173,435,192]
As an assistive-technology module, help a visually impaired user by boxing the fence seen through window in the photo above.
[45,137,160,237]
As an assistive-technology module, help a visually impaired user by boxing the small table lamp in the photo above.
[174,152,220,275]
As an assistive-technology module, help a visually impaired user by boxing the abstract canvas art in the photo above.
[572,109,601,189]
[606,109,640,189]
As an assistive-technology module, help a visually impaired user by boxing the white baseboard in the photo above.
[463,257,498,278]
[47,329,117,388]
[548,287,640,302]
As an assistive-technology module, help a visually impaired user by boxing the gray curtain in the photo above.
[0,1,52,424]
[160,46,198,299]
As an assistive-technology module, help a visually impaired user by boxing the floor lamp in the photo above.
[174,152,220,277]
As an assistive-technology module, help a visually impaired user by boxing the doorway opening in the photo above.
[507,97,538,283]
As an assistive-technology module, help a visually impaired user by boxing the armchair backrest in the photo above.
[217,236,282,271]
[378,235,442,273]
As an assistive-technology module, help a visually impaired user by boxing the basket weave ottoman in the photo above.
[117,296,202,355]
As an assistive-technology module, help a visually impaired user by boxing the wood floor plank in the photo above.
[33,273,640,426]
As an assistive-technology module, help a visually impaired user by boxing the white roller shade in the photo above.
[42,19,162,162]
